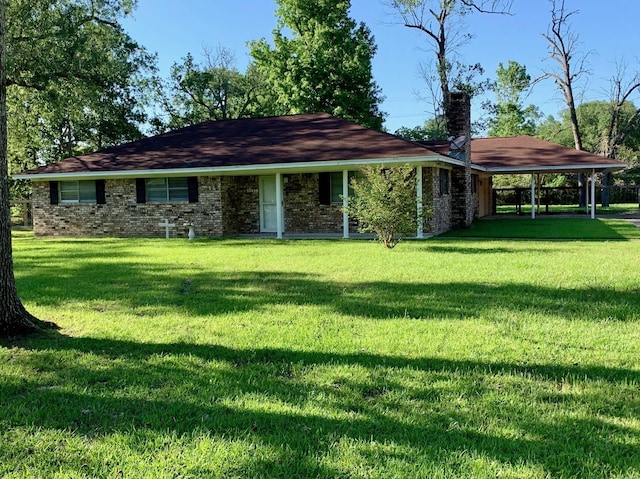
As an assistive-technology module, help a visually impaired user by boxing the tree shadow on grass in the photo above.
[2,337,639,477]
[8,239,640,474]
[16,261,640,322]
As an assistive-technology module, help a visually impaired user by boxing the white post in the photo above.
[276,173,283,239]
[342,169,350,239]
[416,166,424,238]
[591,168,596,219]
[530,174,536,219]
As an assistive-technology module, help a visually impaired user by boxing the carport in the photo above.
[423,135,628,219]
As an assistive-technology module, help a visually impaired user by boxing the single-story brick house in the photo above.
[14,93,626,239]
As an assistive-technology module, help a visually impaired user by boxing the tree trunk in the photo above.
[0,0,40,336]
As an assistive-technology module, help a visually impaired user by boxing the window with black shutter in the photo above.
[318,172,331,205]
[188,177,199,203]
[96,179,106,204]
[49,181,59,205]
[136,178,146,203]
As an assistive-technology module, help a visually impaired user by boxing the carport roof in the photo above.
[422,135,627,173]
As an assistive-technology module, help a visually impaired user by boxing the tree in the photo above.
[536,100,640,199]
[486,61,540,137]
[389,0,512,127]
[394,116,448,141]
[541,0,589,151]
[344,165,420,248]
[1,0,40,334]
[249,0,384,130]
[152,47,270,132]
[7,0,152,197]
[2,0,147,336]
[539,101,640,164]
[602,64,640,162]
[540,0,591,206]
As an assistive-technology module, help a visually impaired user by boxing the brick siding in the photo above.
[33,177,224,238]
[31,168,461,238]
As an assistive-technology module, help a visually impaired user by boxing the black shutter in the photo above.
[318,172,331,205]
[49,181,59,205]
[96,179,106,204]
[136,178,146,203]
[187,177,199,203]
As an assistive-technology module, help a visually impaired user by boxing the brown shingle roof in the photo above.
[421,136,626,172]
[18,113,443,176]
[471,136,625,171]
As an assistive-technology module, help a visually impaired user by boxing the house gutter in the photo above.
[472,163,627,174]
[12,154,463,181]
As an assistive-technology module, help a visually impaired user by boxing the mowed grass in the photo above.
[443,217,640,240]
[2,220,640,478]
[496,203,640,216]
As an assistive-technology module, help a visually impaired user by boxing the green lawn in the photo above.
[2,223,640,478]
[443,217,640,240]
[496,203,640,216]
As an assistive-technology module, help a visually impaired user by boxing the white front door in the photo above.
[259,175,280,232]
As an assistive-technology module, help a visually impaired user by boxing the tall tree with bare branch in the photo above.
[600,64,640,205]
[604,64,640,161]
[541,0,590,152]
[389,0,512,130]
[540,0,593,206]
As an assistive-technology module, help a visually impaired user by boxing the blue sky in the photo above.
[122,1,640,133]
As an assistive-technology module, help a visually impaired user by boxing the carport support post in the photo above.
[276,173,283,239]
[591,168,596,219]
[530,173,536,219]
[342,169,349,239]
[416,166,424,238]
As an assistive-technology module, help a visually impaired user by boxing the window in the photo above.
[59,180,97,204]
[319,171,365,205]
[330,172,343,203]
[439,169,450,196]
[146,177,189,202]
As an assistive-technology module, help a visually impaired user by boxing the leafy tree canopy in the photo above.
[486,61,541,137]
[151,47,271,133]
[249,0,384,130]
[394,116,448,141]
[7,0,154,190]
[538,101,640,158]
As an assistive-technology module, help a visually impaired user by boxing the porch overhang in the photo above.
[13,154,460,181]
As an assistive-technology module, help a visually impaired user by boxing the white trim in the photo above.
[276,173,283,239]
[342,169,349,239]
[477,163,627,174]
[531,174,536,219]
[416,166,423,239]
[12,155,452,181]
[13,158,626,181]
[259,175,278,233]
[591,168,596,219]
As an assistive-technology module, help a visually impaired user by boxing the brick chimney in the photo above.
[446,92,474,228]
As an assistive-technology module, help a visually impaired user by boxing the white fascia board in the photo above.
[483,163,628,174]
[13,154,454,181]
